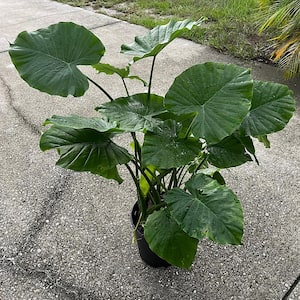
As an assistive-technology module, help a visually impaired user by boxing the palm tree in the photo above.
[258,0,300,79]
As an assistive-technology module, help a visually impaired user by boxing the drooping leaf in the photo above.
[144,208,198,269]
[40,126,132,183]
[142,120,201,169]
[208,134,252,168]
[9,22,105,97]
[240,80,295,137]
[121,18,204,62]
[44,115,120,133]
[165,174,244,245]
[92,63,147,86]
[165,62,253,145]
[97,93,166,132]
[93,63,130,77]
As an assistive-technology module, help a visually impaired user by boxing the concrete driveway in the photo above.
[0,0,299,299]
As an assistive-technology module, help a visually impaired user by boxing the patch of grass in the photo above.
[55,0,271,61]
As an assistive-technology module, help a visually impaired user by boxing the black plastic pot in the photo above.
[131,202,170,268]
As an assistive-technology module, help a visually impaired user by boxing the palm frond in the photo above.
[258,0,300,78]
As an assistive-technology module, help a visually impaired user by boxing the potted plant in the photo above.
[9,19,295,269]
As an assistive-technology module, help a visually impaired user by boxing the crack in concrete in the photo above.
[17,173,71,254]
[0,171,105,300]
[0,257,101,300]
[0,75,103,299]
[0,75,41,135]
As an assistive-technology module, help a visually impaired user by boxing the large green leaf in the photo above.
[144,208,198,269]
[240,80,295,137]
[40,126,132,183]
[120,19,204,62]
[165,63,253,145]
[97,93,166,132]
[44,115,120,133]
[208,134,252,168]
[142,120,201,169]
[9,22,105,97]
[165,174,244,245]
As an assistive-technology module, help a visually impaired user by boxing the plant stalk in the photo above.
[122,78,130,97]
[87,76,114,102]
[147,55,157,101]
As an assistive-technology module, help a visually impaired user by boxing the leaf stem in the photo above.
[122,78,130,97]
[87,76,114,102]
[176,166,186,187]
[168,168,178,190]
[193,153,208,175]
[147,55,157,101]
[131,132,141,176]
[146,167,169,192]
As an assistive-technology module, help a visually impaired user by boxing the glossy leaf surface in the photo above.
[40,126,132,183]
[121,19,203,61]
[142,120,201,168]
[9,22,105,97]
[165,63,253,145]
[44,115,119,132]
[98,93,166,132]
[208,134,252,168]
[144,208,198,269]
[165,174,243,244]
[240,80,295,137]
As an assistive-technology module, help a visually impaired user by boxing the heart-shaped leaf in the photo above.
[121,18,204,62]
[165,62,253,145]
[40,126,132,183]
[97,93,166,132]
[144,208,198,269]
[240,80,295,137]
[165,174,244,245]
[9,22,105,97]
[142,120,201,169]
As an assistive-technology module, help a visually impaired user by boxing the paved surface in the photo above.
[0,0,299,299]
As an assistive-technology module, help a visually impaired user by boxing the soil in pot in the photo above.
[131,202,170,268]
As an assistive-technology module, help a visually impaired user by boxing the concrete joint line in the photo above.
[1,9,84,31]
[88,19,122,31]
[0,256,100,300]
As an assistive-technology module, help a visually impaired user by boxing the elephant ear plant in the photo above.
[9,19,295,269]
